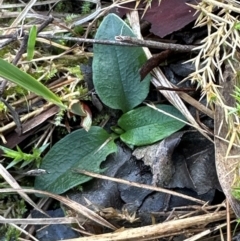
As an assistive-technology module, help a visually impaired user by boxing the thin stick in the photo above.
[60,210,228,241]
[0,188,116,230]
[0,217,78,225]
[116,35,197,52]
[0,216,39,241]
[38,34,199,52]
[38,35,142,47]
[227,200,231,241]
[73,169,206,205]
[0,97,22,134]
[0,34,17,39]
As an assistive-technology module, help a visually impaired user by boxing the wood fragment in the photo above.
[115,35,197,52]
[63,210,229,241]
[140,50,172,80]
[214,61,240,217]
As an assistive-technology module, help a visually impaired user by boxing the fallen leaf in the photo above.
[214,61,240,217]
[142,0,200,37]
[133,132,185,186]
[114,0,200,38]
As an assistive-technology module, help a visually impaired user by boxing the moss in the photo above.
[3,85,28,99]
[55,2,72,13]
[2,226,21,241]
[73,25,85,35]
[0,42,20,59]
[0,197,27,241]
[81,2,92,14]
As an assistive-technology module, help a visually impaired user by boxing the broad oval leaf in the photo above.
[0,59,65,109]
[118,105,186,146]
[93,13,150,113]
[34,126,117,194]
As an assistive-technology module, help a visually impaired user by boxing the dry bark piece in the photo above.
[140,50,172,80]
[214,61,240,217]
[21,105,59,133]
[133,132,184,186]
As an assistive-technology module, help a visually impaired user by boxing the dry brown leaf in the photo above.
[142,0,200,38]
[214,61,240,217]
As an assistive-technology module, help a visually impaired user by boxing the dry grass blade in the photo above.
[0,0,57,9]
[0,217,78,225]
[184,219,236,241]
[147,61,212,141]
[0,188,116,230]
[0,164,48,217]
[62,210,228,241]
[3,0,37,35]
[186,0,240,117]
[73,169,206,204]
[0,215,39,241]
[176,91,214,119]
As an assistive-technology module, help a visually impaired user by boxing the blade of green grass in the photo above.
[27,25,37,61]
[0,59,66,109]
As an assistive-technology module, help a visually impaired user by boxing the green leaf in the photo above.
[27,25,37,61]
[34,126,117,194]
[118,105,186,146]
[93,14,150,113]
[0,145,40,169]
[235,22,240,30]
[0,59,66,109]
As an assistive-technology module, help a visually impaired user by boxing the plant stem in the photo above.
[37,34,198,52]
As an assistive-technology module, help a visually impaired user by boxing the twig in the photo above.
[0,34,18,39]
[0,97,22,134]
[116,36,197,52]
[0,0,58,9]
[0,217,78,224]
[227,200,231,241]
[0,16,54,47]
[36,16,54,33]
[140,50,172,80]
[38,34,199,51]
[38,34,140,47]
[53,210,228,241]
[12,35,28,66]
[0,35,19,48]
[156,86,196,92]
[73,169,206,205]
[0,188,116,230]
